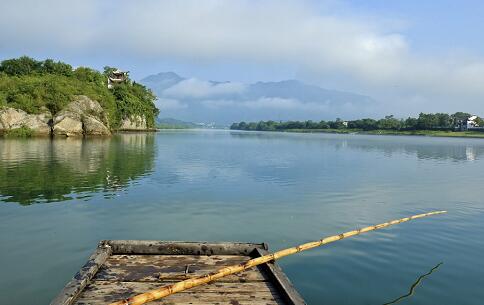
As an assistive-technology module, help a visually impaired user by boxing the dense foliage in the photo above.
[231,113,484,132]
[0,56,159,128]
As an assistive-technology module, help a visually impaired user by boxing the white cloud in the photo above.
[196,97,332,113]
[2,0,484,112]
[200,100,237,109]
[156,98,187,110]
[163,78,246,98]
[241,97,329,112]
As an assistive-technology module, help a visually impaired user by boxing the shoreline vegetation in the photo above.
[157,125,192,130]
[0,56,159,137]
[279,128,484,138]
[230,113,484,139]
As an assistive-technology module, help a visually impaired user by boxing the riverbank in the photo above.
[269,128,484,138]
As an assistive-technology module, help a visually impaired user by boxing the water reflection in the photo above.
[230,131,484,161]
[0,133,155,205]
[382,262,443,305]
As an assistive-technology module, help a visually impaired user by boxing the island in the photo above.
[0,56,159,137]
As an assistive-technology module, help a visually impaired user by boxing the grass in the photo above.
[280,128,484,138]
[5,125,34,137]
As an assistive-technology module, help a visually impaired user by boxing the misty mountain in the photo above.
[156,117,198,128]
[142,72,184,93]
[156,117,218,128]
[141,72,377,125]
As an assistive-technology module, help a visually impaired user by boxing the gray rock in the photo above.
[0,107,52,136]
[53,116,83,136]
[53,96,110,136]
[2,96,112,137]
[83,116,110,135]
[119,115,147,130]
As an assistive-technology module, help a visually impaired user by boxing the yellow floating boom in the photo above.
[110,210,447,305]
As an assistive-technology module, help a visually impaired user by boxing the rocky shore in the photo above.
[0,96,149,137]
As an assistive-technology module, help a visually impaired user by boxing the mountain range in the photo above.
[141,72,377,125]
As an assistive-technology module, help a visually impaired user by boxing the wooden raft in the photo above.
[51,240,306,305]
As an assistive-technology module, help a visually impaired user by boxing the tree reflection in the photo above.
[0,134,155,205]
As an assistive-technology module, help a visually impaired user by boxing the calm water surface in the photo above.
[1,131,483,305]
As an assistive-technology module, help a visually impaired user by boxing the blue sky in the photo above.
[1,0,483,117]
[343,0,484,54]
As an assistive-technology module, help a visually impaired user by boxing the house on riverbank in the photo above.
[467,116,479,129]
[456,115,483,131]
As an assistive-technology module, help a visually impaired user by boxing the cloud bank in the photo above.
[164,79,246,98]
[1,0,484,114]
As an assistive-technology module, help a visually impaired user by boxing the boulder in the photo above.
[83,116,110,135]
[0,107,52,136]
[53,96,110,136]
[52,116,83,136]
[119,115,147,130]
[63,95,105,118]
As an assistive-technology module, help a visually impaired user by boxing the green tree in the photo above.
[404,117,418,130]
[0,56,42,76]
[238,122,247,129]
[41,59,73,76]
[317,120,329,129]
[435,113,452,128]
[377,115,402,130]
[247,122,257,130]
[451,112,471,126]
[417,113,439,130]
[103,66,117,77]
[329,118,345,129]
[474,117,484,127]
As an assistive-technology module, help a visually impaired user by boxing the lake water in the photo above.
[1,130,483,305]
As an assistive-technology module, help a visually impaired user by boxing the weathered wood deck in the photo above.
[51,240,306,305]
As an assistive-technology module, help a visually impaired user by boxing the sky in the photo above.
[1,0,484,118]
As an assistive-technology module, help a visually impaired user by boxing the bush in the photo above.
[5,125,34,137]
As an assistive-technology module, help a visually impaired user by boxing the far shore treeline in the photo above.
[230,113,483,132]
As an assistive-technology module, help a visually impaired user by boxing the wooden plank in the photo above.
[255,248,306,305]
[76,298,284,305]
[50,242,112,305]
[107,254,251,266]
[94,255,268,282]
[75,280,280,304]
[106,240,268,255]
[84,280,279,293]
[75,284,284,305]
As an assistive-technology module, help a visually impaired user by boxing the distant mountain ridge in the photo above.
[141,72,376,125]
[156,117,224,129]
[156,117,199,128]
[142,72,184,93]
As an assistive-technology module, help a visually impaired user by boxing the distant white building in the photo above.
[467,115,479,129]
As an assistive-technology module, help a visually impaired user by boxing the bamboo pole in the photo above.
[109,210,446,305]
